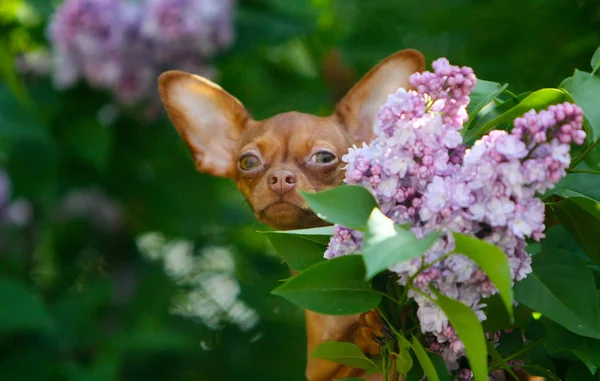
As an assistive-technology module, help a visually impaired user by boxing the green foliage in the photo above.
[465,79,508,128]
[514,249,600,339]
[553,198,600,266]
[311,342,378,370]
[300,185,378,230]
[265,231,326,270]
[272,255,381,315]
[464,88,566,142]
[410,336,440,381]
[363,208,439,280]
[432,292,488,381]
[544,320,600,374]
[453,233,514,319]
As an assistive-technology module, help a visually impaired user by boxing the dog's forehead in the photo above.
[263,111,340,137]
[240,111,349,149]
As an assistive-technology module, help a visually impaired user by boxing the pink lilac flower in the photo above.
[43,0,235,111]
[324,57,585,371]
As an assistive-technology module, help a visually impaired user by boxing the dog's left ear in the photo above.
[335,49,425,144]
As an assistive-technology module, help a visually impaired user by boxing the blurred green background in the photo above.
[0,0,599,380]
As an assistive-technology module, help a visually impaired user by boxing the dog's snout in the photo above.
[268,170,297,195]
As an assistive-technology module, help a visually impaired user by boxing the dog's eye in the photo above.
[310,151,337,164]
[239,154,261,171]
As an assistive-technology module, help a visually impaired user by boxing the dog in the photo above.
[158,49,540,381]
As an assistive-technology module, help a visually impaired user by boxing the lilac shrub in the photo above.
[324,58,585,370]
[46,0,234,107]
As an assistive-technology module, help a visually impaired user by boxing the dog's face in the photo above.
[158,49,425,230]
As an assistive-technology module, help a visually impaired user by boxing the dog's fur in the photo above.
[158,49,540,381]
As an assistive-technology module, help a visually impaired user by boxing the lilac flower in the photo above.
[324,57,586,371]
[41,0,235,111]
[0,170,10,209]
[323,226,363,259]
[0,170,33,227]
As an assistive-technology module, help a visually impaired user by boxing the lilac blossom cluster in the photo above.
[324,58,585,372]
[46,0,234,108]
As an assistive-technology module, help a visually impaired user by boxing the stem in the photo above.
[567,168,600,176]
[570,137,600,169]
[381,347,389,381]
[522,142,540,162]
[378,291,401,305]
[408,286,435,303]
[377,306,401,336]
[502,89,519,101]
[410,252,452,281]
[504,339,544,362]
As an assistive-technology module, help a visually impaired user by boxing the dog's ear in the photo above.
[335,49,425,144]
[158,71,250,178]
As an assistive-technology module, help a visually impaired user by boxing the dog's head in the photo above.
[158,49,425,230]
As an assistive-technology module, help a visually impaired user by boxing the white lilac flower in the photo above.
[136,236,260,332]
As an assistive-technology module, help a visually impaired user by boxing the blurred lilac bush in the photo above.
[46,0,235,107]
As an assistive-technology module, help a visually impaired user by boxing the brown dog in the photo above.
[158,48,424,380]
[157,50,540,381]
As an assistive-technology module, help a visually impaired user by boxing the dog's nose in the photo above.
[268,170,297,195]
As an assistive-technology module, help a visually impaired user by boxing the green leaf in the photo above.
[542,225,588,263]
[466,79,508,128]
[544,319,600,375]
[554,173,600,203]
[363,209,439,280]
[453,233,514,320]
[517,365,561,381]
[465,89,566,142]
[272,255,381,315]
[592,46,600,75]
[487,341,520,380]
[481,294,512,332]
[0,277,53,333]
[514,249,600,339]
[260,225,334,245]
[428,353,450,381]
[264,226,335,236]
[311,342,376,370]
[411,336,439,381]
[396,347,414,375]
[563,70,600,142]
[465,92,531,143]
[553,199,600,266]
[335,378,366,381]
[566,363,595,381]
[397,334,416,376]
[266,232,326,271]
[405,355,424,381]
[432,292,488,381]
[300,185,378,230]
[496,329,524,357]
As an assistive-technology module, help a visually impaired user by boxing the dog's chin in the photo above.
[258,202,327,230]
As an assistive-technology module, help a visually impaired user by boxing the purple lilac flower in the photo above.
[326,57,585,370]
[43,0,235,110]
[0,170,33,227]
[0,170,10,209]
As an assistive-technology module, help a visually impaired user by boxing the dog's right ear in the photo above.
[335,49,425,144]
[158,71,250,179]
